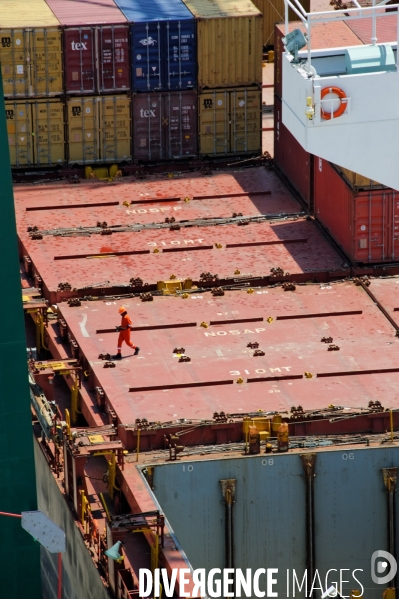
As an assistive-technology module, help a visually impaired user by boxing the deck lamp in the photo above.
[105,540,124,562]
[282,28,308,63]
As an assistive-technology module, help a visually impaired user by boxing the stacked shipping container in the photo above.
[114,0,198,161]
[2,0,267,167]
[45,0,132,165]
[182,0,263,156]
[1,0,65,167]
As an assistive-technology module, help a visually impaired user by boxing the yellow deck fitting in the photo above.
[88,435,105,444]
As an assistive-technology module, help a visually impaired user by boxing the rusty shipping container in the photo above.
[114,0,197,92]
[45,0,130,94]
[181,0,262,89]
[0,0,63,98]
[6,98,65,167]
[67,95,131,164]
[274,95,312,206]
[132,91,197,160]
[199,87,261,156]
[314,158,399,263]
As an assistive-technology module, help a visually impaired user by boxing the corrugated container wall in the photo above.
[199,88,261,156]
[0,0,62,98]
[274,96,312,206]
[314,158,399,263]
[67,95,131,164]
[6,99,65,167]
[132,91,197,160]
[113,0,197,92]
[251,0,309,47]
[45,0,130,94]
[181,0,262,89]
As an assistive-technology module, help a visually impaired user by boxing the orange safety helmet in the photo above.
[118,306,127,314]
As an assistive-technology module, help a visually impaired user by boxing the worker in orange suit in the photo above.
[114,306,140,360]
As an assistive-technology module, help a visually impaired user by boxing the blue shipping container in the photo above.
[114,0,197,92]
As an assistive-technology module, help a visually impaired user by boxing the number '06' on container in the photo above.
[114,0,197,92]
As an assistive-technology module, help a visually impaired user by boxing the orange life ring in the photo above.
[320,86,347,120]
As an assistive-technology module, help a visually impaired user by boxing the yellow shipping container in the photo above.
[251,0,310,46]
[6,99,65,167]
[0,0,62,97]
[67,96,131,165]
[199,87,261,156]
[335,165,383,189]
[181,0,262,89]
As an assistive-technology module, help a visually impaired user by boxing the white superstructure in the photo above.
[282,1,399,189]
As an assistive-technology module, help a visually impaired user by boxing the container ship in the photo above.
[2,0,399,597]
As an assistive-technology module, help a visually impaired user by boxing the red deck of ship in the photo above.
[15,169,350,303]
[18,167,399,449]
[46,280,399,448]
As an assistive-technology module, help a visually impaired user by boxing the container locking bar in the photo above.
[300,453,317,597]
[220,479,236,570]
[382,467,398,591]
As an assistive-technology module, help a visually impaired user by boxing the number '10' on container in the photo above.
[113,0,197,92]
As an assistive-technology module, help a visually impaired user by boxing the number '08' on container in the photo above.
[113,0,197,92]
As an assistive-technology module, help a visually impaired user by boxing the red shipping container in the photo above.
[132,91,197,161]
[274,95,313,207]
[314,158,399,263]
[45,0,130,93]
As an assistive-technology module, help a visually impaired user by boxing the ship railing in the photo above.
[283,0,399,71]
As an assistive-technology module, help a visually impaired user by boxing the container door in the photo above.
[5,101,32,166]
[199,90,229,155]
[0,29,29,97]
[132,94,163,160]
[230,88,261,154]
[32,100,65,166]
[164,21,197,91]
[132,23,162,92]
[67,97,99,164]
[100,96,131,163]
[164,92,197,159]
[98,25,130,93]
[64,28,95,94]
[355,193,386,262]
[30,28,63,96]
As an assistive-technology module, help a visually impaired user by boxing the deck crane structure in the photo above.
[281,0,399,189]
